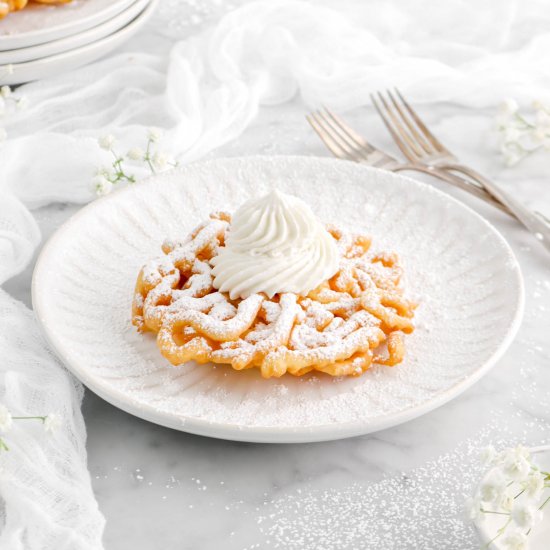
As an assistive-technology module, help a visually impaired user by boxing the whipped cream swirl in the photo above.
[211,190,339,299]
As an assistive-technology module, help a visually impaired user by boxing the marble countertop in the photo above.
[4,5,550,548]
[5,99,550,549]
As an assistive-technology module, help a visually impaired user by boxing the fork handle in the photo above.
[442,163,550,253]
[393,164,512,216]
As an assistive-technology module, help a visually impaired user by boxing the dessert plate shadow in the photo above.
[32,156,524,443]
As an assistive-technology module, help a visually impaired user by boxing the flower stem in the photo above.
[143,138,156,174]
[539,495,550,510]
[483,518,511,549]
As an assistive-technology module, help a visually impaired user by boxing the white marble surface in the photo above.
[4,5,550,550]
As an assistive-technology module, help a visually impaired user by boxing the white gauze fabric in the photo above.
[1,0,550,548]
[0,293,105,549]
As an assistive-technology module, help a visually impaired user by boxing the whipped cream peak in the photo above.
[211,190,339,299]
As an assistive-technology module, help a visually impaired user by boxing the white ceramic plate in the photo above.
[32,156,524,443]
[475,446,550,549]
[0,0,135,51]
[0,0,157,85]
[0,0,151,64]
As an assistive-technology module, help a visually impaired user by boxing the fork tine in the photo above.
[386,89,433,154]
[320,107,376,154]
[376,91,427,160]
[394,88,448,153]
[315,109,373,162]
[370,92,420,161]
[306,113,357,161]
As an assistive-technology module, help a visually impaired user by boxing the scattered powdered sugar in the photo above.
[246,429,507,549]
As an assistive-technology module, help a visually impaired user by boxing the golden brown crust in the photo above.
[132,214,416,378]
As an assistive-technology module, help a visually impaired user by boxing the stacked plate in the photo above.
[0,0,158,85]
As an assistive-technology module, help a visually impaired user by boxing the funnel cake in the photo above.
[132,203,416,378]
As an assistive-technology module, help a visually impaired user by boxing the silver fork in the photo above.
[306,108,510,215]
[371,89,550,252]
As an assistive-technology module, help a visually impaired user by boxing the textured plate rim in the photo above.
[32,156,525,443]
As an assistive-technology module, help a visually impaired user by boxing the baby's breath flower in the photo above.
[496,98,550,165]
[0,127,6,143]
[503,455,531,482]
[500,98,519,115]
[95,166,112,178]
[43,413,61,434]
[0,85,11,99]
[98,134,116,150]
[93,174,113,196]
[147,127,162,142]
[502,126,523,144]
[93,127,176,198]
[472,444,549,548]
[0,405,12,433]
[532,99,547,111]
[500,141,526,167]
[511,501,542,530]
[481,445,497,465]
[535,108,550,128]
[152,151,169,171]
[498,493,514,512]
[524,471,545,499]
[16,96,29,110]
[502,531,528,550]
[480,469,506,504]
[127,147,144,161]
[465,495,482,520]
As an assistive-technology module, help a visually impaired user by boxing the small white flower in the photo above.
[0,405,12,433]
[481,445,497,465]
[147,127,162,142]
[502,451,531,481]
[152,151,169,171]
[98,134,116,150]
[480,469,507,504]
[535,109,550,129]
[127,147,144,161]
[502,531,528,550]
[96,166,111,178]
[0,85,11,98]
[524,471,545,498]
[501,142,526,167]
[502,126,523,144]
[532,99,547,111]
[498,493,514,512]
[511,501,542,530]
[500,98,519,116]
[16,96,29,110]
[465,495,482,520]
[43,413,61,434]
[0,127,6,143]
[93,174,113,196]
